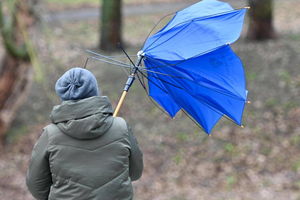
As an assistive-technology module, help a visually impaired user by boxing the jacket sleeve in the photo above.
[26,129,52,200]
[127,124,143,181]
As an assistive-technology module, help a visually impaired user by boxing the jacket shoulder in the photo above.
[42,123,63,144]
[111,117,128,132]
[43,123,60,133]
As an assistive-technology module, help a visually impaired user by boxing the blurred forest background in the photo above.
[0,0,300,199]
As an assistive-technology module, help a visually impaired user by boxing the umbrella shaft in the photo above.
[123,75,135,92]
[113,53,143,117]
[124,54,143,92]
[113,90,128,117]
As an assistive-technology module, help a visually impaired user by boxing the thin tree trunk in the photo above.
[0,0,35,144]
[100,0,122,51]
[247,0,276,40]
[0,54,33,143]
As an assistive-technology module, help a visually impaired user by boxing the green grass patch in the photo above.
[172,149,184,165]
[292,160,300,172]
[265,98,279,107]
[172,153,182,165]
[284,102,299,110]
[225,175,237,189]
[288,34,300,41]
[260,145,272,156]
[278,70,292,84]
[291,135,300,146]
[176,132,189,142]
[224,143,235,153]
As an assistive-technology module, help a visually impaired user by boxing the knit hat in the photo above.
[55,67,100,101]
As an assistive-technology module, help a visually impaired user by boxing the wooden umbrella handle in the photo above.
[113,52,144,117]
[113,91,128,117]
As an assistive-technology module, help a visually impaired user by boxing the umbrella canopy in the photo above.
[140,0,248,133]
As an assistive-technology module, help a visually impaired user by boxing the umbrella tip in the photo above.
[240,125,245,128]
[246,100,251,104]
[244,6,250,9]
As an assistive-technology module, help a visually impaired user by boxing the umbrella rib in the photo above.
[143,44,228,70]
[143,8,246,52]
[140,67,200,82]
[142,67,245,101]
[159,8,246,35]
[144,21,192,52]
[139,69,243,127]
[182,106,241,133]
[140,67,146,88]
[120,62,131,76]
[86,50,133,69]
[141,69,186,91]
[141,67,236,102]
[137,68,169,94]
[181,109,206,132]
[140,71,245,124]
[90,56,133,70]
[141,12,176,48]
[136,71,171,117]
[90,56,131,76]
[104,55,137,58]
[136,71,148,92]
[143,55,246,101]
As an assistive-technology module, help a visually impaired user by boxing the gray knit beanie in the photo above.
[55,67,100,101]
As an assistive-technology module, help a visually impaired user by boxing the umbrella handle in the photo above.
[113,74,135,117]
[113,91,128,117]
[113,51,144,117]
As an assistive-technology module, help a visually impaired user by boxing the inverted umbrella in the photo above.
[90,0,249,134]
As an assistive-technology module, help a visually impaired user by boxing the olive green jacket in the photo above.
[26,96,143,200]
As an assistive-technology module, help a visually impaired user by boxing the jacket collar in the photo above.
[50,96,113,123]
[50,96,114,140]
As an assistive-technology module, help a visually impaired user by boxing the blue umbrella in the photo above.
[92,0,249,134]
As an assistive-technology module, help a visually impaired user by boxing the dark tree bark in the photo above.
[247,0,276,40]
[100,0,122,51]
[0,0,35,144]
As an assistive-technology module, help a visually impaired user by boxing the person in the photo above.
[26,67,143,200]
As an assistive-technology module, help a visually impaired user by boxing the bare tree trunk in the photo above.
[0,55,33,143]
[100,0,122,51]
[247,0,276,40]
[0,0,35,144]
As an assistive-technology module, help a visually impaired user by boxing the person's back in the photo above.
[26,68,143,200]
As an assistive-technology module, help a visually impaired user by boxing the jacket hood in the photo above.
[50,96,114,139]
